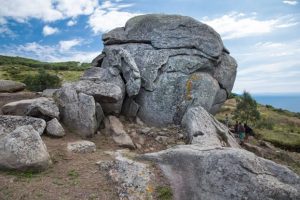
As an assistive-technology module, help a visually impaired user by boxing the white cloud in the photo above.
[88,1,140,33]
[0,0,63,22]
[43,25,59,36]
[1,42,99,63]
[55,0,98,18]
[67,19,77,26]
[59,39,81,51]
[231,40,300,94]
[203,12,298,40]
[0,0,98,23]
[283,1,298,5]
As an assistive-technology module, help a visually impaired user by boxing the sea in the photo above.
[253,95,300,113]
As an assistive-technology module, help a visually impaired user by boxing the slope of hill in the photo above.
[0,55,91,83]
[216,97,300,173]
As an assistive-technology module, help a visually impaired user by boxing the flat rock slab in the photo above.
[97,150,154,200]
[67,141,96,153]
[0,80,26,93]
[0,115,46,135]
[0,125,51,171]
[1,97,59,120]
[144,145,300,200]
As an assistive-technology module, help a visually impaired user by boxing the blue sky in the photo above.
[0,0,299,94]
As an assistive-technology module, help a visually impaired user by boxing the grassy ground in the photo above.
[0,64,84,84]
[216,98,300,151]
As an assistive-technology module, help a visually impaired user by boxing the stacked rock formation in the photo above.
[92,14,237,127]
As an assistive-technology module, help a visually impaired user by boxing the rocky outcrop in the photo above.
[54,84,98,137]
[0,125,50,171]
[1,97,59,120]
[96,14,237,126]
[0,115,46,135]
[144,145,300,200]
[0,80,26,93]
[67,141,96,153]
[46,118,65,137]
[80,67,125,114]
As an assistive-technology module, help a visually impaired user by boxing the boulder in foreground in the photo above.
[144,145,300,200]
[0,125,51,171]
[0,115,46,135]
[0,80,26,93]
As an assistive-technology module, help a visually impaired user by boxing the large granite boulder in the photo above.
[144,145,300,200]
[181,106,239,148]
[54,84,98,137]
[1,97,59,120]
[0,80,26,93]
[0,115,46,135]
[96,14,237,126]
[0,125,51,171]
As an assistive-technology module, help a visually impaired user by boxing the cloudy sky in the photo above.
[0,0,299,94]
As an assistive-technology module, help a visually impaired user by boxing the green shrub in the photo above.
[156,186,173,200]
[23,68,61,91]
[256,117,275,130]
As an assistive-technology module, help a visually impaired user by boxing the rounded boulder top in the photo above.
[103,14,225,58]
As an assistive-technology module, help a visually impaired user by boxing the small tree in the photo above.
[23,68,61,92]
[233,91,260,125]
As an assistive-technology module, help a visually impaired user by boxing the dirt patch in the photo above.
[0,118,186,200]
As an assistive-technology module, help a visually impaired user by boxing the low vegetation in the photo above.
[217,93,300,151]
[0,55,89,91]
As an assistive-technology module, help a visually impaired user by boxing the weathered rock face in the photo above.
[144,145,300,200]
[96,14,237,126]
[1,97,59,120]
[54,84,98,137]
[0,80,26,93]
[0,125,50,171]
[0,115,46,135]
[181,106,239,148]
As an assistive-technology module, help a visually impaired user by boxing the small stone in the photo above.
[178,134,184,139]
[130,130,138,138]
[46,118,65,137]
[67,141,96,153]
[158,131,168,136]
[136,117,144,126]
[108,116,135,149]
[136,143,142,149]
[140,127,151,134]
[155,136,169,144]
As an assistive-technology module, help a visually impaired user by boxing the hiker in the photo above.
[225,114,229,127]
[234,121,239,134]
[238,122,245,145]
[244,123,253,142]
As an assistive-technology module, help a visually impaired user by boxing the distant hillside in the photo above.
[216,96,300,151]
[0,55,90,71]
[0,55,91,84]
